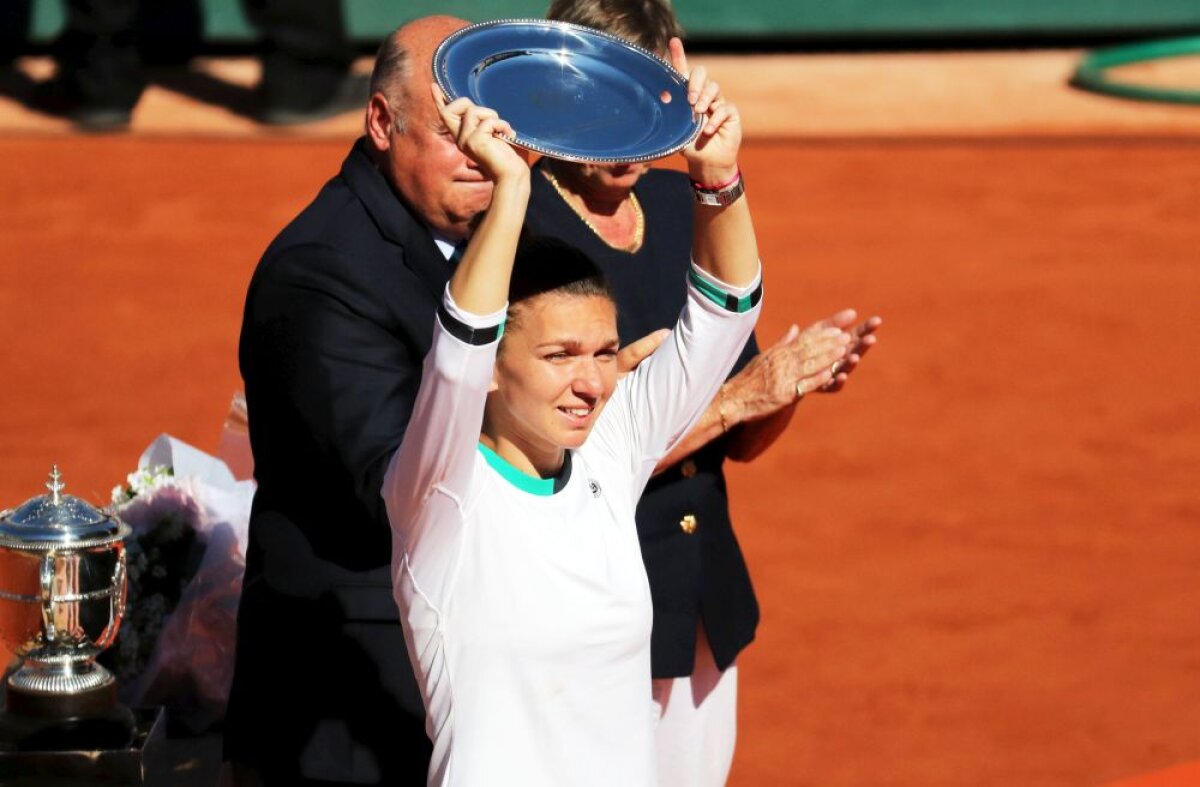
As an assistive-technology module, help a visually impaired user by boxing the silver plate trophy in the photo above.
[0,466,135,751]
[434,19,702,164]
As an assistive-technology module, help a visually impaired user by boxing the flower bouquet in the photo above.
[101,434,256,731]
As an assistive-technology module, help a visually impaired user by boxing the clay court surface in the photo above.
[3,51,1200,785]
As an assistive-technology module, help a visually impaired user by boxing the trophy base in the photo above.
[0,706,165,786]
[0,678,136,751]
[0,702,137,753]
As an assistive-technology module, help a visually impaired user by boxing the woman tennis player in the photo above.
[383,64,764,785]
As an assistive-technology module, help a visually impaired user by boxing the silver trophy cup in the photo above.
[0,466,134,750]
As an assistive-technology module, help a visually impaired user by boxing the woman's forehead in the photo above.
[511,293,617,342]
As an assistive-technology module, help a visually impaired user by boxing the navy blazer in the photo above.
[227,139,436,784]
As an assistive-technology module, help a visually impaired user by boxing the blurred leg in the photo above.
[55,0,144,112]
[239,0,356,114]
[0,0,33,67]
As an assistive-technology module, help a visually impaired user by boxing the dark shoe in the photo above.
[28,78,132,132]
[257,72,369,126]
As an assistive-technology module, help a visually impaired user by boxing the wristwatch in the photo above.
[692,174,745,207]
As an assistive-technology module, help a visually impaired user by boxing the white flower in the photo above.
[123,465,176,498]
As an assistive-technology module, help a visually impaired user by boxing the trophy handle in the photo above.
[39,552,58,643]
[95,547,127,650]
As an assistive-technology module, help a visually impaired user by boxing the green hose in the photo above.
[1071,36,1200,105]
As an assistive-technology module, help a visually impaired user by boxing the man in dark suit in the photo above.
[224,15,486,786]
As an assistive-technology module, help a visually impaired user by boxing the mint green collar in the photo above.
[477,443,572,496]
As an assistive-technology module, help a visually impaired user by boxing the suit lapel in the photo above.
[340,138,451,300]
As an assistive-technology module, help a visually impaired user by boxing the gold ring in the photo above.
[795,381,806,401]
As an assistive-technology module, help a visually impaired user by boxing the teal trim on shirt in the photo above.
[477,442,570,496]
[688,269,763,313]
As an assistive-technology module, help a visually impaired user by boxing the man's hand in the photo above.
[617,329,671,376]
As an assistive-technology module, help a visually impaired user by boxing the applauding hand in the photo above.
[818,312,882,393]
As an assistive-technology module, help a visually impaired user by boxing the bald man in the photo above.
[225,17,483,785]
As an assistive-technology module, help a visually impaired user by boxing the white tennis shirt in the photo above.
[384,263,761,786]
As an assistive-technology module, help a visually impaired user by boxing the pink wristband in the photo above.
[690,168,741,192]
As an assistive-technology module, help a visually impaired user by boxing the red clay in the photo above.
[2,136,1199,786]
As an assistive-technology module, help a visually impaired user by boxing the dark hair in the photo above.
[546,0,684,55]
[506,235,614,332]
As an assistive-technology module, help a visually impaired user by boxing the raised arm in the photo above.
[434,87,531,315]
[384,93,530,581]
[587,44,765,494]
[633,42,883,473]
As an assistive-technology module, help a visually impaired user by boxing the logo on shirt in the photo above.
[588,479,602,498]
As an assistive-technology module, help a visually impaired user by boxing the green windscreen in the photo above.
[27,0,1200,42]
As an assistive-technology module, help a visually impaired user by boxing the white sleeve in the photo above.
[382,286,505,605]
[589,262,762,503]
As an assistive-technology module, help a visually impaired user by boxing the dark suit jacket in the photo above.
[226,139,439,785]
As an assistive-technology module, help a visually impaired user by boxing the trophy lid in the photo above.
[0,466,130,550]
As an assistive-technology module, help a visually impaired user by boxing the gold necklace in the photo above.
[542,166,644,253]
